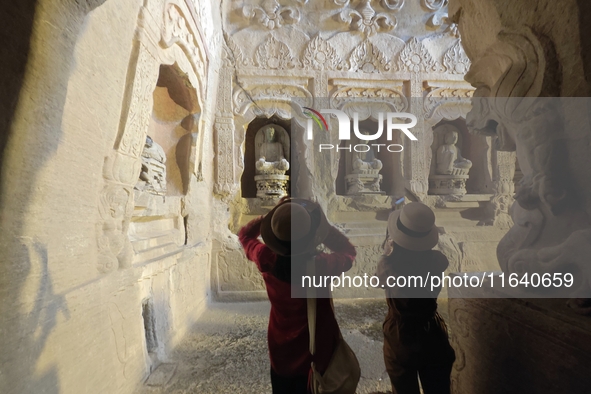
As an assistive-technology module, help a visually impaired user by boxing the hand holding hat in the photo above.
[260,198,330,256]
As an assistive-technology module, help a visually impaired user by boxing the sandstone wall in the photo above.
[0,0,222,392]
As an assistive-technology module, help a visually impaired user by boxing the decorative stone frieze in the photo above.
[302,35,345,71]
[396,37,444,73]
[339,0,397,37]
[243,0,302,30]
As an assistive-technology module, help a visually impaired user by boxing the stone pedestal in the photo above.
[254,174,289,199]
[429,174,469,195]
[449,293,591,394]
[345,173,384,195]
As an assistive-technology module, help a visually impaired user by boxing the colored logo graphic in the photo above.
[303,107,329,132]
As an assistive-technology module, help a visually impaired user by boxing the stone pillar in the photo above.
[98,42,160,273]
[448,0,591,391]
[405,74,429,200]
[213,57,237,196]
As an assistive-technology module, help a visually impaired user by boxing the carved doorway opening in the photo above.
[241,116,292,198]
[146,64,201,197]
[128,64,201,263]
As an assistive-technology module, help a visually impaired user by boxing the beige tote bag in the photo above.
[307,260,361,394]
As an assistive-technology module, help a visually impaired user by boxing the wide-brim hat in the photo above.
[387,202,439,251]
[260,198,330,256]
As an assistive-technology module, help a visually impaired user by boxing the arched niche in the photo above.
[429,118,493,195]
[335,118,405,197]
[241,116,292,198]
[143,63,201,197]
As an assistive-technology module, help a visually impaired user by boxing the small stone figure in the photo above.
[345,130,384,195]
[136,136,167,195]
[429,125,472,195]
[436,129,472,176]
[253,125,290,200]
[351,132,383,174]
[255,127,290,175]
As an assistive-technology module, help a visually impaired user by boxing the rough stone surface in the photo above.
[449,296,591,394]
[1,0,587,393]
[0,0,222,392]
[136,300,450,394]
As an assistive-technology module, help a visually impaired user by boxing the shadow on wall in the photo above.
[16,241,71,394]
[0,0,107,391]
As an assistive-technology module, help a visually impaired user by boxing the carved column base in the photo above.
[449,295,591,394]
[429,174,469,195]
[254,174,289,199]
[345,174,384,195]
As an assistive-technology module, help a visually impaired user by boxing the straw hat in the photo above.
[387,202,439,251]
[260,198,330,256]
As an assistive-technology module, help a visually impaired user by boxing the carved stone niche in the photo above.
[241,117,292,201]
[129,64,201,263]
[138,64,201,197]
[344,132,384,196]
[429,121,473,195]
[254,125,290,199]
[336,119,404,196]
[136,136,167,195]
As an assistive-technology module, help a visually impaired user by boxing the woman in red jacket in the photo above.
[238,198,356,394]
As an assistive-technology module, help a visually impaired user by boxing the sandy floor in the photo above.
[137,299,449,394]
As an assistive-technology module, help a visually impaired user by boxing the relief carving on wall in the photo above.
[97,185,134,273]
[443,40,471,74]
[330,85,407,118]
[255,35,300,70]
[233,82,312,118]
[465,27,591,306]
[396,37,444,73]
[243,0,302,30]
[349,40,390,73]
[423,85,473,122]
[161,3,207,80]
[339,0,397,37]
[220,0,475,209]
[97,0,208,273]
[302,35,345,71]
[135,136,167,195]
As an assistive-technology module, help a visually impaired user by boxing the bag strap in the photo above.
[306,258,317,356]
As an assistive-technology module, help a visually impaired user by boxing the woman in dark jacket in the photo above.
[239,198,356,394]
[376,202,455,394]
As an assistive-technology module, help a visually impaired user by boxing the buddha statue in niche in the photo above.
[345,129,384,195]
[429,124,472,195]
[253,125,290,199]
[436,128,472,176]
[255,126,290,175]
[136,135,167,195]
[352,130,383,174]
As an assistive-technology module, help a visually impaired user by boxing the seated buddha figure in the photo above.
[255,126,289,175]
[436,128,472,176]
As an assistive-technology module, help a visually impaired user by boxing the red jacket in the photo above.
[238,217,356,377]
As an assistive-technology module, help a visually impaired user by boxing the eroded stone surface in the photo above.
[136,300,401,394]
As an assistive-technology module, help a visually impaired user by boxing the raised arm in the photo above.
[238,216,276,273]
[317,226,356,276]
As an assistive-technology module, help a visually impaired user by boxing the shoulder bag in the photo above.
[307,260,361,394]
